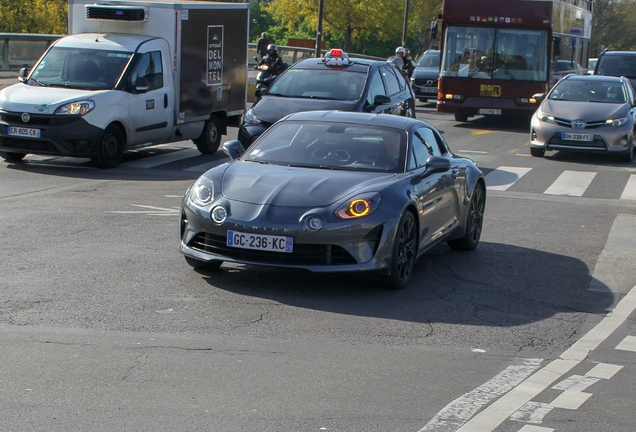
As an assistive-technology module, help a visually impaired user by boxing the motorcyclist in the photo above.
[257,44,286,76]
[402,47,415,79]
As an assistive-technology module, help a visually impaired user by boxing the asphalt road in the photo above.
[1,102,635,431]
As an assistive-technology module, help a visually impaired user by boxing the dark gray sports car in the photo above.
[179,111,486,289]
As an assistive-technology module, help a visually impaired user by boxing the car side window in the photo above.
[380,66,401,95]
[391,66,408,91]
[411,126,444,168]
[366,71,387,105]
[625,81,636,105]
[131,51,163,91]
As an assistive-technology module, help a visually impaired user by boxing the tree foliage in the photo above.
[0,0,67,34]
[591,0,636,55]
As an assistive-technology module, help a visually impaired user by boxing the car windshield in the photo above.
[29,47,132,90]
[416,53,439,68]
[242,121,406,173]
[549,79,627,103]
[266,68,366,101]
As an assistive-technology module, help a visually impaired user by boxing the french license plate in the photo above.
[478,109,501,115]
[422,87,437,93]
[562,133,593,142]
[227,230,293,253]
[8,126,41,138]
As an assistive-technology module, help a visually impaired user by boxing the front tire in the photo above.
[92,125,124,169]
[184,256,223,271]
[448,182,485,251]
[382,211,418,290]
[620,140,634,162]
[0,151,27,162]
[193,116,222,154]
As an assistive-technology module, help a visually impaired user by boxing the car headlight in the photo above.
[606,117,628,127]
[535,111,555,123]
[243,108,261,125]
[335,192,381,219]
[54,100,95,116]
[187,176,215,209]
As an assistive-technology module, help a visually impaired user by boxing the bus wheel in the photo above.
[454,114,469,122]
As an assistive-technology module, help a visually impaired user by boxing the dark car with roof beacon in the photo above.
[594,50,636,89]
[238,49,416,148]
[410,49,440,103]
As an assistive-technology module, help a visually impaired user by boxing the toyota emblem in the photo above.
[21,113,30,123]
[572,120,586,129]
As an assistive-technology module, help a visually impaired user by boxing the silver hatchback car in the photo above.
[530,75,635,161]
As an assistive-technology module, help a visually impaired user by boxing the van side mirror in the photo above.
[134,76,149,93]
[18,67,28,83]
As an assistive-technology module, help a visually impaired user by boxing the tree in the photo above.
[0,0,67,34]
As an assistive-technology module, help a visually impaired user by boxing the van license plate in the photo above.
[478,109,501,115]
[8,126,41,138]
[227,230,293,253]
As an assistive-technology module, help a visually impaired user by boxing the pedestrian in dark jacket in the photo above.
[257,32,270,58]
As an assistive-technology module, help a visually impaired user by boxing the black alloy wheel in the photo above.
[448,182,485,251]
[194,115,222,154]
[92,124,124,169]
[383,211,418,290]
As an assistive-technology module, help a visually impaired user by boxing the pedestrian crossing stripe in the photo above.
[485,167,636,200]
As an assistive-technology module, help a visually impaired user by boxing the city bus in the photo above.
[436,0,593,122]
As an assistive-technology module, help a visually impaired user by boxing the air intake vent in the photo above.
[85,5,149,22]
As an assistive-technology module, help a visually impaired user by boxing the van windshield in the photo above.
[29,47,132,90]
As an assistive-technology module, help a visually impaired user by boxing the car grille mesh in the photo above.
[188,232,357,266]
[553,117,605,129]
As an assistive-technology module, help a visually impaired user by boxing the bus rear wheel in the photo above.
[454,114,469,122]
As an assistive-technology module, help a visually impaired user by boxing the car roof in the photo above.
[291,56,381,73]
[564,74,623,82]
[281,110,424,129]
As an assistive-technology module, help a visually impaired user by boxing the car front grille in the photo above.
[188,232,357,266]
[1,112,79,126]
[553,117,605,129]
[547,135,606,149]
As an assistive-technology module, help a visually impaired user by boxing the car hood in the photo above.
[541,99,627,119]
[221,162,391,206]
[412,67,439,79]
[0,84,95,113]
[252,97,358,124]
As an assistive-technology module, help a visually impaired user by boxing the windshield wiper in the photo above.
[500,63,519,86]
[29,78,47,87]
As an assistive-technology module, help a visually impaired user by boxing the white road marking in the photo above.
[458,150,488,153]
[544,170,596,196]
[107,204,180,216]
[620,174,636,200]
[585,363,623,379]
[485,166,532,191]
[509,401,553,424]
[418,358,542,432]
[549,390,592,410]
[518,426,554,432]
[615,335,636,352]
[551,375,600,392]
[121,148,202,168]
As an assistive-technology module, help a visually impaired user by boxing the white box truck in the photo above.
[0,0,249,168]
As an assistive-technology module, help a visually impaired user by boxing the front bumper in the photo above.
[530,117,633,153]
[0,110,104,157]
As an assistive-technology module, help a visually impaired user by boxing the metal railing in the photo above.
[0,33,61,70]
[0,34,385,71]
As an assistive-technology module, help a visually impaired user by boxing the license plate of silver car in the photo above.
[227,230,293,253]
[562,133,593,141]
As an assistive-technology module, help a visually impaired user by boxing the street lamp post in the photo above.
[315,0,325,58]
[402,0,409,47]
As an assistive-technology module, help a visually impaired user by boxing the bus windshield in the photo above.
[441,26,548,82]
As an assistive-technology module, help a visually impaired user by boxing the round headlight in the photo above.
[304,215,324,232]
[211,205,227,223]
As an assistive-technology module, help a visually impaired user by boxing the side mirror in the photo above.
[373,94,391,107]
[18,67,28,83]
[253,55,259,62]
[532,92,546,102]
[425,155,451,174]
[134,76,149,93]
[222,140,244,160]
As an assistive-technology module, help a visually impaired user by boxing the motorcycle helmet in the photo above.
[395,46,406,55]
[267,44,277,52]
